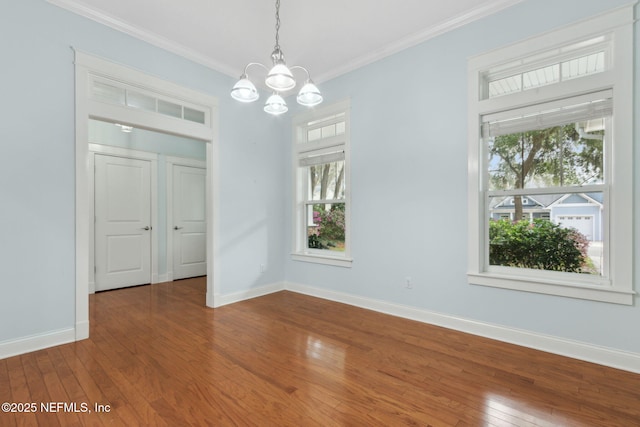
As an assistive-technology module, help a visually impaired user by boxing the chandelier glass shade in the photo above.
[296,81,323,107]
[230,0,322,115]
[230,75,259,103]
[265,63,296,92]
[264,93,288,115]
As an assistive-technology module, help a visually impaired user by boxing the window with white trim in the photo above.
[91,76,210,126]
[293,100,351,267]
[467,6,634,304]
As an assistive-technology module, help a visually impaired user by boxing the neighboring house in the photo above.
[490,195,555,222]
[489,193,603,241]
[549,193,603,241]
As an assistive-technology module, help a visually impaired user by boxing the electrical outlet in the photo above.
[405,277,413,289]
[260,264,266,273]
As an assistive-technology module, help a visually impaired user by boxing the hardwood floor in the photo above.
[1,278,639,426]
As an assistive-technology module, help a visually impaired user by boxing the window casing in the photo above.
[467,5,634,304]
[293,100,352,267]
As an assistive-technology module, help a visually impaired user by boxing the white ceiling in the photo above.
[49,0,522,83]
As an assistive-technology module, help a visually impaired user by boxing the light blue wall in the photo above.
[285,0,640,354]
[0,0,285,343]
[1,0,638,360]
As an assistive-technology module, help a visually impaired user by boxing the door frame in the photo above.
[89,145,159,293]
[75,51,220,341]
[166,156,206,282]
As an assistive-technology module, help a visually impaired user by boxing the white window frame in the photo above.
[292,100,352,267]
[467,5,635,305]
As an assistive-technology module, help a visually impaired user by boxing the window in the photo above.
[487,49,606,98]
[292,100,351,267]
[91,76,209,125]
[467,6,634,304]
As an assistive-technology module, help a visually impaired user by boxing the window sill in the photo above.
[292,252,353,268]
[468,271,634,305]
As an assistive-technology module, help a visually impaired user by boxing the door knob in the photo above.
[174,226,183,230]
[142,226,151,230]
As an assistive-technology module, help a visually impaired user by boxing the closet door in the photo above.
[95,154,152,291]
[172,164,207,280]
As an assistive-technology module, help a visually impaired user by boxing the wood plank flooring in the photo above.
[1,277,639,426]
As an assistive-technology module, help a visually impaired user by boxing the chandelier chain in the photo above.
[274,0,281,50]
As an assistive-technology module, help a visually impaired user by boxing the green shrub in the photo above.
[307,233,323,249]
[489,219,589,273]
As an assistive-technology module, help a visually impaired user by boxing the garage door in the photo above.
[556,215,594,240]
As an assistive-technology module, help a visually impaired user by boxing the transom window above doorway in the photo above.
[90,76,209,126]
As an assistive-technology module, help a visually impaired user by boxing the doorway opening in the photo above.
[89,120,208,292]
[75,51,219,340]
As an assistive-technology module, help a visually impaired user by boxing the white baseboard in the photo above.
[215,282,285,307]
[76,320,89,340]
[89,281,95,294]
[0,328,76,360]
[157,273,170,284]
[284,281,640,374]
[7,282,637,374]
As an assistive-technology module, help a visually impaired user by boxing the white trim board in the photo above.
[214,282,285,307]
[282,282,640,374]
[316,0,525,83]
[48,0,239,79]
[0,329,76,360]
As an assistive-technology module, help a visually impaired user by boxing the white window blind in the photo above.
[298,150,345,167]
[481,90,612,138]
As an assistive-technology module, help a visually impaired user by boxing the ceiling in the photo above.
[49,0,521,84]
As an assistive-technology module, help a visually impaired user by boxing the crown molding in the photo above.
[46,0,239,78]
[48,0,523,84]
[314,0,524,83]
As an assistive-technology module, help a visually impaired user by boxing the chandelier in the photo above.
[230,0,323,115]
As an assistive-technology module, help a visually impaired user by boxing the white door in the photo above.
[172,165,207,280]
[95,154,152,291]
